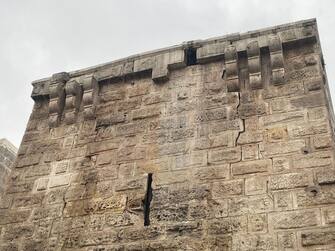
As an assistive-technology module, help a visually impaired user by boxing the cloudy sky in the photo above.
[1,0,335,147]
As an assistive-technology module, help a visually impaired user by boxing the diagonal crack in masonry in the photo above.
[235,92,245,147]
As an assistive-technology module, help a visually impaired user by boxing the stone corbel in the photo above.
[268,35,285,85]
[224,45,239,92]
[247,40,262,90]
[48,72,69,127]
[64,80,83,124]
[81,76,98,120]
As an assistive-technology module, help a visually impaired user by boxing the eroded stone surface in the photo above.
[1,19,335,250]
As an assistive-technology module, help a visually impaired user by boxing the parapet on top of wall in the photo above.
[30,18,325,127]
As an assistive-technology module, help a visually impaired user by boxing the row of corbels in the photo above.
[225,34,285,92]
[48,73,98,127]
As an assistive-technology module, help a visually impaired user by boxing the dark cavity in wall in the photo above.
[143,173,153,226]
[185,47,197,66]
[237,51,249,89]
[260,47,271,87]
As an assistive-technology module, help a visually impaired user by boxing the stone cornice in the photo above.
[31,18,318,101]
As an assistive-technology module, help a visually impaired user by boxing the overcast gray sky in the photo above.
[1,0,335,147]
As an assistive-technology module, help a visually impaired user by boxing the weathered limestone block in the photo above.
[260,139,305,157]
[152,50,185,82]
[231,159,270,176]
[292,150,333,169]
[228,195,273,216]
[64,80,83,124]
[269,171,313,190]
[207,216,247,234]
[268,34,285,85]
[0,209,31,225]
[247,40,262,89]
[0,139,17,193]
[273,190,294,210]
[315,167,335,185]
[7,19,335,249]
[212,179,244,198]
[260,110,305,126]
[270,209,320,229]
[245,176,268,195]
[277,231,297,250]
[301,228,335,246]
[296,185,335,207]
[290,92,326,108]
[48,72,69,127]
[193,164,229,181]
[233,234,276,251]
[208,147,241,164]
[81,75,98,120]
[196,41,226,63]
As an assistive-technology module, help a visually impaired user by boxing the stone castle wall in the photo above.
[0,139,17,194]
[1,19,335,250]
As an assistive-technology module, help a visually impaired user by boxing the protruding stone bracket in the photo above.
[81,76,98,120]
[268,35,285,85]
[48,72,70,127]
[247,40,262,90]
[31,80,49,101]
[64,80,83,124]
[224,45,240,92]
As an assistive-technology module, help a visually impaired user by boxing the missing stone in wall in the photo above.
[185,47,197,66]
[143,173,153,226]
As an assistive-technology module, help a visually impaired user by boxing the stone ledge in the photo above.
[31,18,318,100]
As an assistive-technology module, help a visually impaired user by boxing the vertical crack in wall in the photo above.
[235,92,245,146]
[143,173,153,226]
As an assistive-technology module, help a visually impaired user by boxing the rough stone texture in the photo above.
[2,18,335,250]
[0,138,17,194]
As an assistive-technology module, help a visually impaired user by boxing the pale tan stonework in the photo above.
[1,18,335,250]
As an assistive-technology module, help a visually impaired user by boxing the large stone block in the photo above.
[212,179,244,198]
[228,195,273,216]
[269,171,313,190]
[231,159,271,176]
[208,147,241,164]
[260,139,305,157]
[270,209,320,229]
[301,228,335,246]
